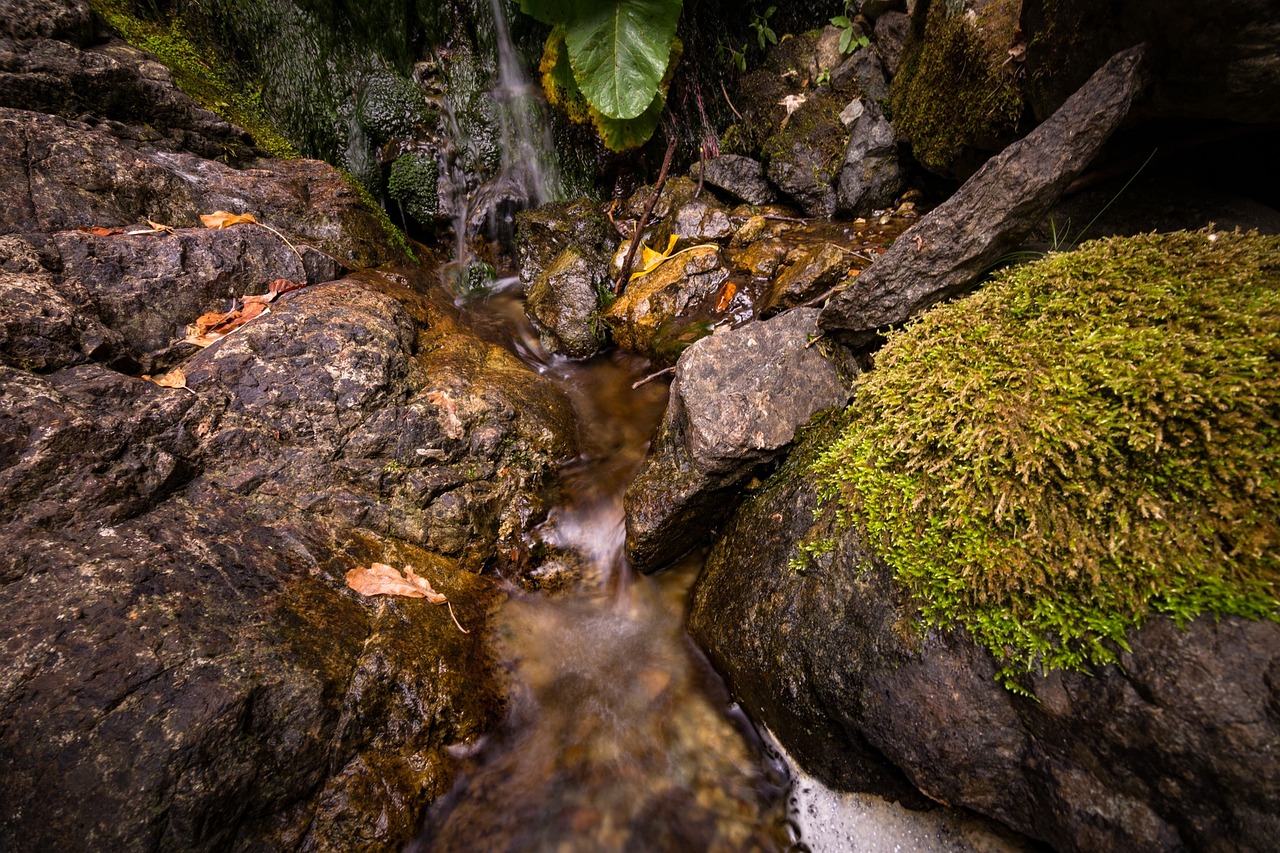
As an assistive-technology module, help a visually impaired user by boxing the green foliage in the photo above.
[339,168,417,263]
[717,39,748,73]
[521,0,682,149]
[387,153,440,224]
[830,14,868,55]
[90,0,297,157]
[813,231,1280,685]
[751,6,778,51]
[889,1,1022,173]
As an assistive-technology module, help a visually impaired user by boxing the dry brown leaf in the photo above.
[183,331,225,348]
[200,210,258,229]
[143,368,194,393]
[146,219,175,233]
[80,226,124,236]
[346,562,448,602]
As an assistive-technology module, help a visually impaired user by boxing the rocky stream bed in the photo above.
[2,0,1279,851]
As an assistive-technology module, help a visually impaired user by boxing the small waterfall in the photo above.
[439,0,562,295]
[488,0,562,209]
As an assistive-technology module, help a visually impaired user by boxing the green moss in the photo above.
[359,70,437,144]
[90,0,297,158]
[387,152,440,224]
[339,168,417,264]
[813,231,1280,686]
[889,1,1022,173]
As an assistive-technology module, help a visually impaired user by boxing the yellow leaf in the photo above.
[200,210,258,229]
[630,234,679,281]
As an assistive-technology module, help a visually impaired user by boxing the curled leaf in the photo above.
[345,562,470,633]
[714,280,737,312]
[143,368,194,393]
[630,234,678,281]
[200,210,258,229]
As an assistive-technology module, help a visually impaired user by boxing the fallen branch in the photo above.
[614,137,678,297]
[632,365,676,389]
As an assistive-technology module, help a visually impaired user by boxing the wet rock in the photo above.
[0,0,92,45]
[514,197,617,290]
[0,108,401,268]
[526,248,609,359]
[688,435,1280,850]
[821,45,1148,348]
[690,155,777,206]
[859,0,906,20]
[873,11,911,77]
[625,309,854,573]
[1023,0,1280,123]
[764,243,852,313]
[670,197,735,244]
[831,45,891,104]
[52,227,341,364]
[835,98,904,216]
[0,38,248,159]
[729,236,790,280]
[604,244,730,366]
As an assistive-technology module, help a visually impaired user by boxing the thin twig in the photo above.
[763,214,810,224]
[614,137,678,297]
[253,221,307,271]
[720,80,744,121]
[632,365,676,389]
[446,600,470,634]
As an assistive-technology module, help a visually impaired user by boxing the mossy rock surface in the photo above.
[813,229,1280,683]
[889,0,1022,175]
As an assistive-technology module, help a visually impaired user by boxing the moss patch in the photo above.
[90,0,297,158]
[889,0,1022,174]
[813,230,1280,686]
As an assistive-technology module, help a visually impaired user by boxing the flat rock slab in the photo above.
[625,308,855,573]
[820,45,1148,347]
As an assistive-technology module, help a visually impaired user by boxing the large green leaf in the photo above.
[590,91,664,151]
[565,0,681,120]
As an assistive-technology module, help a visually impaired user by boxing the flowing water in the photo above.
[409,5,1035,850]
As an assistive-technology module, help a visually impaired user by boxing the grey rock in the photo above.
[671,197,735,243]
[873,11,911,77]
[831,45,891,104]
[690,154,777,206]
[836,98,904,215]
[526,248,608,359]
[859,0,905,20]
[0,38,248,159]
[820,45,1148,347]
[0,0,92,45]
[688,440,1280,850]
[625,309,854,573]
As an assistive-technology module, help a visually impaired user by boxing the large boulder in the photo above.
[625,308,854,573]
[689,438,1280,851]
[821,44,1148,348]
[0,29,578,850]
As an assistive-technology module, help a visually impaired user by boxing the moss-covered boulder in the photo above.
[388,150,441,224]
[690,230,1280,850]
[889,0,1023,175]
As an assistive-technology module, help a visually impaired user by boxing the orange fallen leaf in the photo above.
[714,280,737,313]
[80,226,125,236]
[200,210,258,229]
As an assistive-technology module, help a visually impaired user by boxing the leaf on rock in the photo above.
[200,210,258,229]
[143,367,192,391]
[631,234,679,281]
[79,226,125,236]
[715,280,737,312]
[346,561,447,600]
